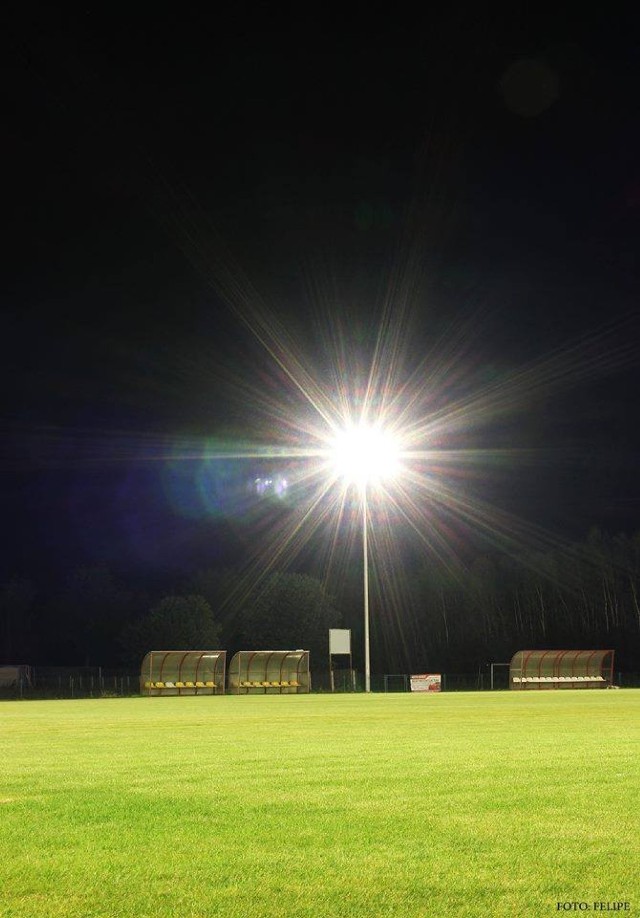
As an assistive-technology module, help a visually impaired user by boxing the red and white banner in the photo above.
[410,673,442,693]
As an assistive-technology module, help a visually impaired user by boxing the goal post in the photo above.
[489,663,510,690]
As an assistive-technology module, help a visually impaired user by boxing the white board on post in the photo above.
[329,629,351,655]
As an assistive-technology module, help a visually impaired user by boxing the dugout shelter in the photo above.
[0,665,32,688]
[510,649,615,689]
[141,651,226,695]
[228,650,310,694]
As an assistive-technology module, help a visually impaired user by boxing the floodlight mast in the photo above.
[330,423,399,694]
[362,486,371,693]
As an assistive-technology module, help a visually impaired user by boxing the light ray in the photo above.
[8,163,638,666]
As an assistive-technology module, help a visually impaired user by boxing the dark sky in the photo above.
[2,7,639,582]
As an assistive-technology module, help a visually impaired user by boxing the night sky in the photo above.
[3,7,640,587]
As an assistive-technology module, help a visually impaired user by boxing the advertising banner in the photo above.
[410,673,442,693]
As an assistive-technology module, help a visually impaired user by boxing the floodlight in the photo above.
[330,424,400,489]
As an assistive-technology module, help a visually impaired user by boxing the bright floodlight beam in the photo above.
[330,424,400,692]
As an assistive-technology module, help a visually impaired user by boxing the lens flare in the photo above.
[7,170,637,638]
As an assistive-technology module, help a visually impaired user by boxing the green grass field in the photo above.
[1,691,639,918]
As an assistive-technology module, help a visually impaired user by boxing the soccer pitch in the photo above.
[1,692,639,918]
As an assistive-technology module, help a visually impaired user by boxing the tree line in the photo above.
[0,566,340,670]
[2,527,640,673]
[372,527,640,673]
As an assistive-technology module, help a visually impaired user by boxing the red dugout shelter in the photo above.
[509,649,615,690]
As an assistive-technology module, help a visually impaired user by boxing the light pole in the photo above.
[362,484,371,692]
[329,423,400,694]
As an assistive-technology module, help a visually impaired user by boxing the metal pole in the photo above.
[363,486,370,693]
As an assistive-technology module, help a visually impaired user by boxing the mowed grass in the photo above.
[1,692,639,918]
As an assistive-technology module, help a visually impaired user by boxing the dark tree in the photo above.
[57,564,134,666]
[0,578,36,663]
[237,572,341,662]
[120,594,221,664]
